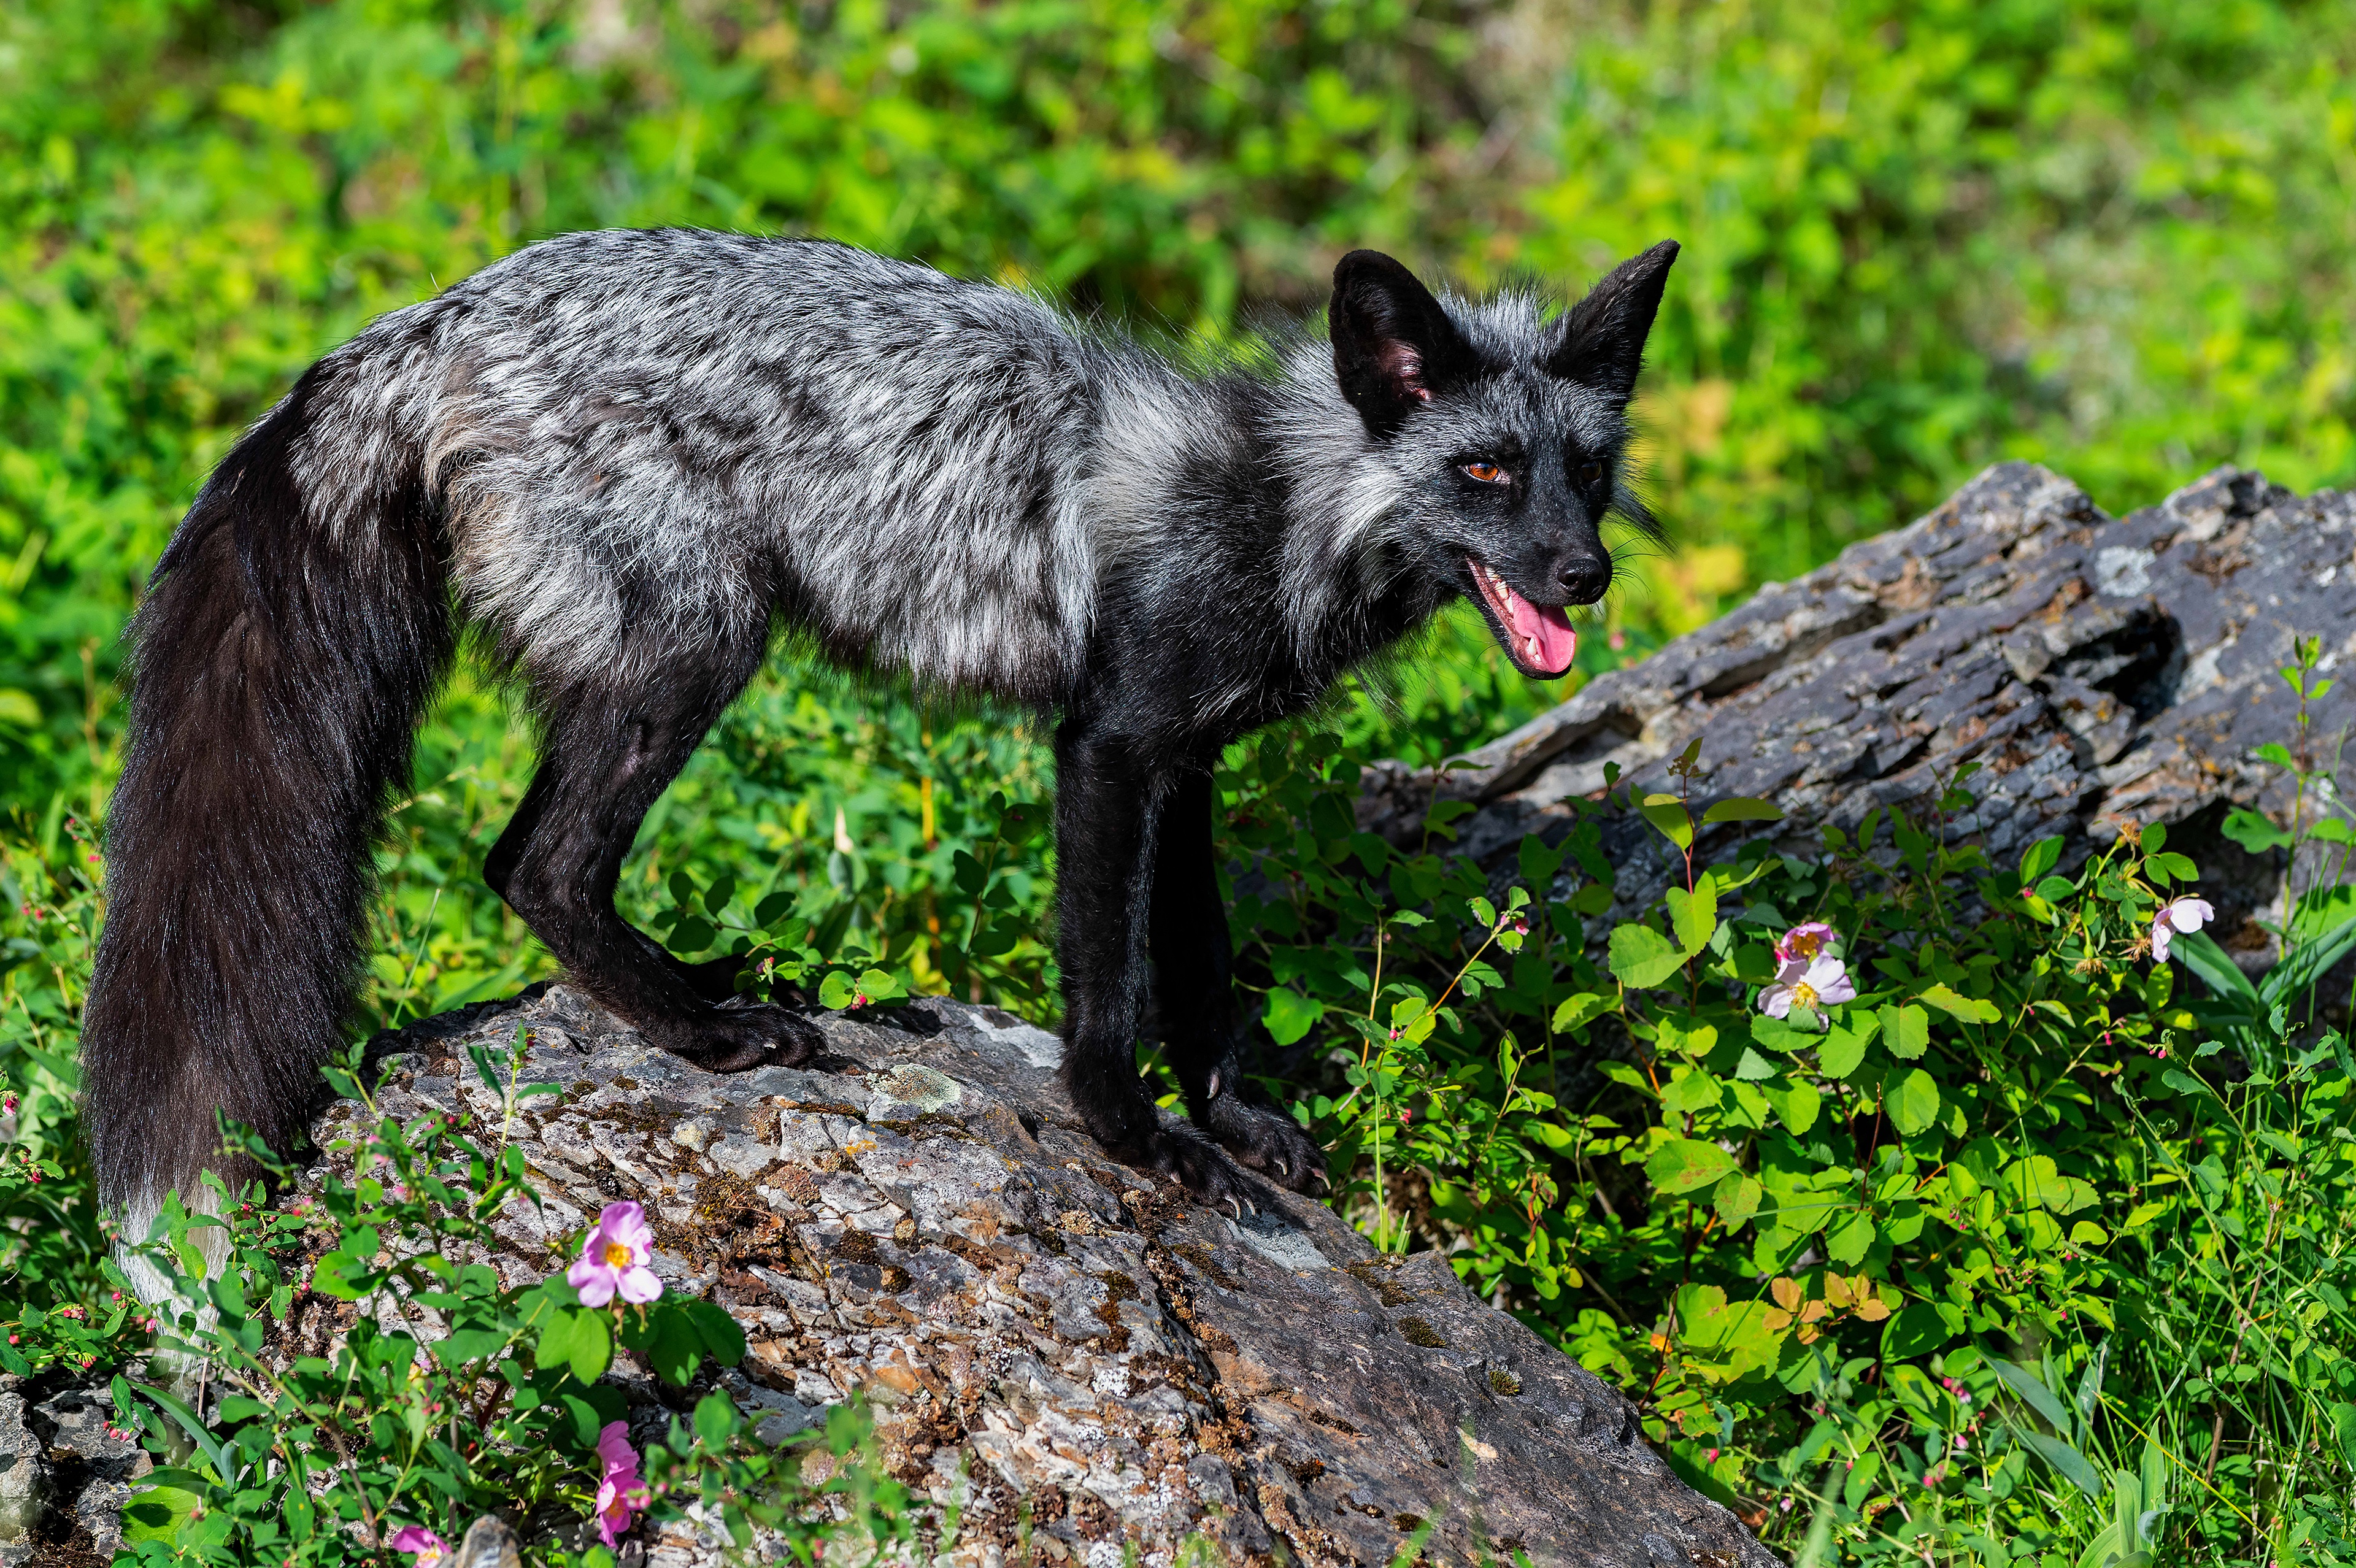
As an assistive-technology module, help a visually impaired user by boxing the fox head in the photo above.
[1325,240,1678,679]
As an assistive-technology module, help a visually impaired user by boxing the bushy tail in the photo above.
[83,359,452,1264]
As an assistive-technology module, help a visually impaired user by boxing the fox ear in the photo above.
[1547,239,1679,401]
[1329,250,1478,437]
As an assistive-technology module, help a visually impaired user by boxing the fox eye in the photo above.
[1578,461,1604,484]
[1461,461,1510,485]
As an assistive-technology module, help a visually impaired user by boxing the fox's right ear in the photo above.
[1329,250,1479,438]
[1547,239,1679,402]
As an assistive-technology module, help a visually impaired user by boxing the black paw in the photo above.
[1203,1095,1331,1196]
[660,1002,824,1073]
[1122,1124,1263,1217]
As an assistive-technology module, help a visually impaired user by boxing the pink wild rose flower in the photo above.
[592,1421,649,1546]
[1774,921,1839,967]
[1759,953,1857,1027]
[2150,896,2216,964]
[390,1527,449,1568]
[568,1201,662,1307]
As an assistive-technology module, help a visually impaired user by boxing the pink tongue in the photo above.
[1500,581,1578,675]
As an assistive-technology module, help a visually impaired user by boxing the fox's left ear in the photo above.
[1330,250,1479,437]
[1547,239,1679,401]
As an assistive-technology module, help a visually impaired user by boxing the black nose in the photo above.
[1558,552,1612,604]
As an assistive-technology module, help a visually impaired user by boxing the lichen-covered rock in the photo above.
[1361,463,2353,958]
[0,1386,52,1565]
[276,982,1776,1568]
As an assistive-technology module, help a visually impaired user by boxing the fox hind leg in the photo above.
[487,650,823,1072]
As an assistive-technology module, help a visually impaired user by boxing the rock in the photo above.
[453,1513,523,1568]
[0,1386,52,1562]
[28,1380,148,1560]
[1361,463,2355,959]
[260,982,1776,1568]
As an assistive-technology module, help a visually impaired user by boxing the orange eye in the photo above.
[1461,462,1509,485]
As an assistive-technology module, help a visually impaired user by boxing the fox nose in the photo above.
[1558,551,1612,604]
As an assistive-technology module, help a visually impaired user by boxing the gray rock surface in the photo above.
[1361,463,2354,955]
[0,1375,147,1568]
[258,982,1774,1568]
[0,1388,51,1565]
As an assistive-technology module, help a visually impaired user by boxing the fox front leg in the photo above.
[1052,720,1265,1211]
[1148,768,1330,1196]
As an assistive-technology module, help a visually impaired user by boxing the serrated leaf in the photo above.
[1609,923,1687,989]
[2220,806,2293,853]
[1918,984,1998,1024]
[1263,988,1324,1047]
[1646,1139,1738,1194]
[1887,1069,1941,1136]
[1819,1021,1871,1078]
[1665,874,1718,955]
[1878,1003,1930,1059]
[1713,1174,1763,1231]
[1825,1211,1875,1265]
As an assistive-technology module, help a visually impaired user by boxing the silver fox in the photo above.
[83,228,1677,1257]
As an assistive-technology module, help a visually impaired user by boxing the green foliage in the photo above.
[108,1036,940,1566]
[1215,717,2356,1563]
[7,2,2356,1562]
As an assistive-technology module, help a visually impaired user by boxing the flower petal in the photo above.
[618,1265,664,1304]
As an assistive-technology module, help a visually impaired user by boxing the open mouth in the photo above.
[1468,556,1579,678]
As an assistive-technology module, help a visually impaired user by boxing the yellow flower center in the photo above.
[1791,982,1819,1009]
[604,1241,634,1269]
[1789,933,1823,959]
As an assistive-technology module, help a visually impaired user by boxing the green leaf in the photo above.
[683,1297,747,1366]
[1762,1077,1821,1135]
[121,1485,202,1545]
[997,801,1045,845]
[1665,874,1718,955]
[1609,923,1687,990]
[1639,793,1694,850]
[1887,1069,1941,1136]
[1701,797,1783,824]
[1713,1174,1763,1231]
[1878,1003,1930,1059]
[2161,1067,2217,1101]
[669,916,715,953]
[1825,1210,1875,1265]
[1917,984,1998,1024]
[2333,1403,2356,1470]
[693,1389,739,1447]
[1262,987,1325,1047]
[2220,806,2293,853]
[569,1308,612,1384]
[1646,1139,1738,1194]
[2020,836,2065,882]
[429,1327,512,1369]
[1881,1302,1956,1361]
[1750,1013,1820,1054]
[2018,1429,2105,1501]
[817,970,857,1009]
[1550,991,1609,1033]
[1819,1020,1872,1078]
[2171,931,2262,1012]
[1991,1359,2077,1438]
